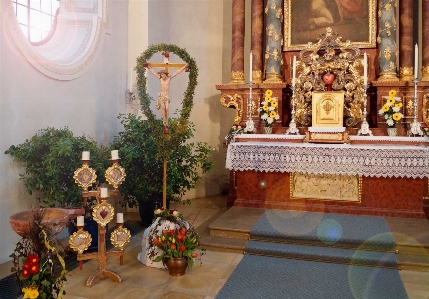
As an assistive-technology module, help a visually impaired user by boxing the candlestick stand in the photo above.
[245,82,255,133]
[357,84,373,136]
[71,159,129,287]
[285,86,301,135]
[408,78,423,136]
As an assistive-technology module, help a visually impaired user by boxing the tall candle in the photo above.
[249,51,253,82]
[363,53,367,85]
[100,187,108,198]
[116,213,124,224]
[111,150,119,160]
[292,56,296,87]
[82,151,90,160]
[415,44,419,79]
[77,216,84,227]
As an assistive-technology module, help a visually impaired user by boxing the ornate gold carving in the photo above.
[423,94,429,126]
[110,226,131,250]
[383,47,392,60]
[92,201,114,227]
[73,164,97,191]
[377,71,399,82]
[220,94,243,124]
[406,98,414,117]
[69,229,92,254]
[312,92,344,127]
[105,163,126,190]
[291,172,361,202]
[230,71,245,84]
[252,70,263,83]
[399,67,414,81]
[422,66,429,81]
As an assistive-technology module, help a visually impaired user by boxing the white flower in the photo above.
[386,118,394,126]
[384,114,389,120]
[275,114,280,120]
[172,210,179,216]
[392,107,400,113]
[268,106,275,111]
[261,114,268,120]
[386,102,393,107]
[261,101,267,106]
[378,109,384,115]
[154,209,163,215]
[267,117,274,124]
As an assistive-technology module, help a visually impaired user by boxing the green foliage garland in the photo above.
[136,43,198,159]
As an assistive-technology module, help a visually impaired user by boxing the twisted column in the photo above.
[251,0,264,83]
[230,0,245,84]
[377,0,398,81]
[399,0,414,81]
[263,0,283,83]
[422,0,429,81]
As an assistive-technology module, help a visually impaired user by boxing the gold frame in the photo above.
[283,0,376,51]
[312,91,344,127]
[110,226,131,250]
[92,201,114,227]
[105,163,126,189]
[73,164,97,190]
[69,229,92,254]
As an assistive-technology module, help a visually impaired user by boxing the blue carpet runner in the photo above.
[216,210,408,298]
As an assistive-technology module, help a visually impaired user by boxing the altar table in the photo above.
[226,140,429,218]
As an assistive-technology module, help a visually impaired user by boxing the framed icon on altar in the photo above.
[69,230,92,254]
[105,164,126,189]
[73,165,97,190]
[110,227,131,250]
[283,0,376,51]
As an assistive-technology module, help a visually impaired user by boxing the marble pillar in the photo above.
[377,0,399,81]
[251,0,263,83]
[399,0,414,81]
[230,0,245,84]
[263,0,283,83]
[422,0,429,81]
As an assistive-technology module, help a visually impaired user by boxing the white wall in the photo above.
[0,0,128,263]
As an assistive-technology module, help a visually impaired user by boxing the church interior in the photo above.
[1,0,429,298]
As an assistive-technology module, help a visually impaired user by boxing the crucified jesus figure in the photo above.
[147,64,188,127]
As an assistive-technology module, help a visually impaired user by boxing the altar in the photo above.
[226,135,429,219]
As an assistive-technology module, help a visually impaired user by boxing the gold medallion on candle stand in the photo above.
[110,226,131,250]
[69,229,92,254]
[73,164,97,190]
[105,163,126,189]
[92,201,114,227]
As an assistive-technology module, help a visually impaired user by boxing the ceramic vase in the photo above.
[387,127,397,136]
[164,257,188,276]
[264,126,272,134]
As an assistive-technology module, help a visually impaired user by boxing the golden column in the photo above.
[230,0,245,84]
[399,0,414,81]
[251,0,264,83]
[422,0,429,81]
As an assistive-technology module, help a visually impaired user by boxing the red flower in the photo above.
[162,230,167,235]
[179,228,187,236]
[177,235,184,242]
[168,230,174,236]
[21,269,31,278]
[193,252,199,258]
[152,238,158,245]
[170,243,176,250]
[28,254,40,264]
[22,262,31,271]
[30,263,39,274]
[179,245,185,252]
[163,239,168,244]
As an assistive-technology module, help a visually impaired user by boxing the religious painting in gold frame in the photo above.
[105,164,126,189]
[69,230,92,254]
[92,201,114,227]
[283,0,376,51]
[110,227,131,250]
[312,91,344,127]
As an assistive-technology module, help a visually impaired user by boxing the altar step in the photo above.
[200,207,429,271]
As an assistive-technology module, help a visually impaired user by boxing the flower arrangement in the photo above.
[154,207,182,222]
[378,90,404,128]
[10,209,67,299]
[228,124,243,135]
[422,127,429,137]
[258,89,280,127]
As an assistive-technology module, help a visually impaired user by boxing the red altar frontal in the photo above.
[226,135,429,219]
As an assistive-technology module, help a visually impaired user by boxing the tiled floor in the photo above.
[2,195,429,298]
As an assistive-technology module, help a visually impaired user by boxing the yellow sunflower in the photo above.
[265,96,272,102]
[269,111,277,118]
[265,89,273,97]
[389,90,397,96]
[382,105,390,112]
[271,99,278,107]
[263,105,269,111]
[387,97,395,105]
[395,102,403,108]
[392,113,402,121]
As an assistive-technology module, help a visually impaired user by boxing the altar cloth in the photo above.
[226,142,429,178]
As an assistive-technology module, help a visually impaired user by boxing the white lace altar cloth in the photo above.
[226,142,429,178]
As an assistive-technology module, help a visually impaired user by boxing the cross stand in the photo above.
[408,78,424,136]
[357,84,373,136]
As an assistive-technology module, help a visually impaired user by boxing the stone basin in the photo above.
[9,207,85,237]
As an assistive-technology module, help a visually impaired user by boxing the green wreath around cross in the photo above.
[136,44,198,159]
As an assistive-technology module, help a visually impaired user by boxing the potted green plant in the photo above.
[111,113,214,226]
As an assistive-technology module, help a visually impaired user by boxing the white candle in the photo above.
[129,68,133,90]
[116,213,124,224]
[363,53,367,85]
[111,150,119,160]
[82,151,90,160]
[77,216,84,227]
[292,56,296,87]
[100,187,108,198]
[415,44,419,79]
[249,51,253,82]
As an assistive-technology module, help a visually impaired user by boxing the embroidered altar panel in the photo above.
[226,142,429,179]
